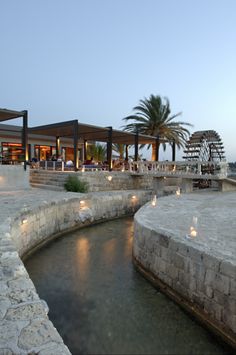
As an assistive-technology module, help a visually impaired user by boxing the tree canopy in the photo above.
[123,95,193,159]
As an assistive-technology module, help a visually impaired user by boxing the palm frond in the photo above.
[122,94,193,159]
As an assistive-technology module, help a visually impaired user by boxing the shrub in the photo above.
[64,175,88,193]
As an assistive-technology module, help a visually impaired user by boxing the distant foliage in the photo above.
[87,143,107,162]
[64,175,88,193]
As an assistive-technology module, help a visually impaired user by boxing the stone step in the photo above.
[30,177,66,184]
[30,174,68,180]
[30,183,65,191]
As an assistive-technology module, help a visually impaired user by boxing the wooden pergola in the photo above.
[0,108,28,170]
[29,120,161,171]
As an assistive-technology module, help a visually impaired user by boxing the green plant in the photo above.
[64,175,88,193]
[87,143,107,162]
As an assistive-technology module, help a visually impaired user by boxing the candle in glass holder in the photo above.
[151,195,157,206]
[176,187,181,197]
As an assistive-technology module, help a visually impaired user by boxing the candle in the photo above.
[190,228,197,237]
[176,188,181,196]
[151,195,157,206]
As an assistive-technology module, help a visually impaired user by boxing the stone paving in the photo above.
[0,189,75,354]
[138,190,236,262]
[1,188,236,352]
[0,187,151,354]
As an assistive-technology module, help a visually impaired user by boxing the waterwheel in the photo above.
[183,130,225,162]
[183,130,226,188]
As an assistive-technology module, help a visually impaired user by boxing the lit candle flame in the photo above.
[190,228,197,237]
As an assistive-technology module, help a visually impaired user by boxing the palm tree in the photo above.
[112,143,125,159]
[123,95,193,160]
[87,143,107,162]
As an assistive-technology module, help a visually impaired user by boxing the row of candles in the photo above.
[151,189,198,239]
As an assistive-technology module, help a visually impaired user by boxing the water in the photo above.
[25,218,230,355]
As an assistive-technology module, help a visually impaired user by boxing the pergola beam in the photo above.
[0,108,28,170]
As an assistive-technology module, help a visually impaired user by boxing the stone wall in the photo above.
[30,170,154,192]
[133,199,236,349]
[0,190,151,354]
[0,165,30,191]
[218,178,236,192]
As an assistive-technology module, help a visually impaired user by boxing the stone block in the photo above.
[178,270,190,289]
[214,274,230,295]
[18,319,63,351]
[205,269,216,287]
[202,253,221,272]
[188,246,203,264]
[173,253,185,270]
[230,279,236,295]
[188,277,197,295]
[220,260,236,279]
[213,289,228,306]
[0,319,26,349]
[160,245,169,261]
[5,302,46,321]
[205,285,214,299]
[38,342,71,355]
[166,263,178,280]
[157,233,169,248]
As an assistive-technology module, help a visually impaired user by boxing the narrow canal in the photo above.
[25,217,229,355]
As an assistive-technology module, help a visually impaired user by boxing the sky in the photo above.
[1,0,236,161]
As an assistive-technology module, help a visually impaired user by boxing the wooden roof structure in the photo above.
[29,120,158,145]
[0,108,28,169]
[29,120,162,170]
[0,108,26,122]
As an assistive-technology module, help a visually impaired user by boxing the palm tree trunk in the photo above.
[152,141,160,161]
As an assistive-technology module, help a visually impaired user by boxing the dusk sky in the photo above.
[1,0,236,161]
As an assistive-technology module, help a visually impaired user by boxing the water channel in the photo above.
[25,217,230,355]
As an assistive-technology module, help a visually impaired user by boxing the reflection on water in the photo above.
[25,218,230,355]
[76,238,90,281]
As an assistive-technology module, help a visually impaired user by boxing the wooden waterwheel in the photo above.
[183,130,225,162]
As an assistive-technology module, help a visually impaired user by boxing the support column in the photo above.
[56,136,60,159]
[107,127,112,171]
[22,110,28,171]
[172,140,176,162]
[84,140,87,161]
[134,130,139,162]
[73,120,79,171]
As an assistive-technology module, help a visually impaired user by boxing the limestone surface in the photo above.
[0,187,151,354]
[134,191,236,344]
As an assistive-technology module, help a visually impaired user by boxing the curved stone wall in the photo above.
[0,189,151,354]
[133,192,236,349]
